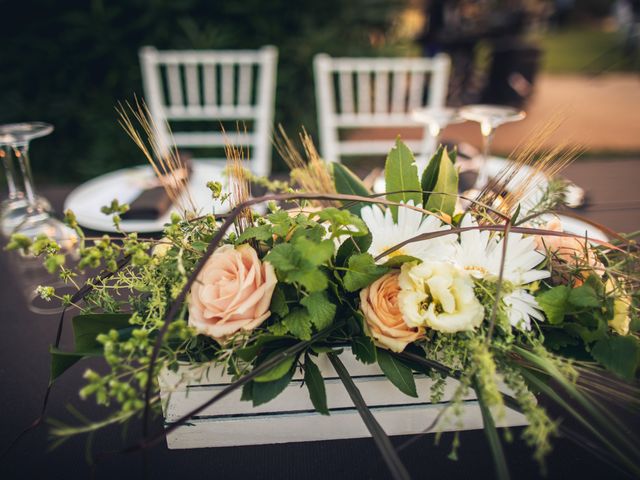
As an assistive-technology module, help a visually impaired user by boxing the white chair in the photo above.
[313,53,450,165]
[139,45,278,177]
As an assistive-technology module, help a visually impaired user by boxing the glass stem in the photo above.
[1,145,20,199]
[14,143,38,207]
[475,129,494,189]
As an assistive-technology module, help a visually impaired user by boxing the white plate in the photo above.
[64,161,228,233]
[540,214,608,243]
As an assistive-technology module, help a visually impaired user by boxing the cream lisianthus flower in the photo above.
[398,260,484,333]
[360,200,456,264]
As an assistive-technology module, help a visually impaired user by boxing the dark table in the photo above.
[1,158,639,480]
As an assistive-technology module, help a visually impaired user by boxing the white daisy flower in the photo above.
[360,200,457,264]
[453,215,550,330]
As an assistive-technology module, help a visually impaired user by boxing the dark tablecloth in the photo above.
[1,159,639,479]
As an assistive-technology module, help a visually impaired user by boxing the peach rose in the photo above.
[360,272,424,352]
[536,218,603,284]
[188,244,277,341]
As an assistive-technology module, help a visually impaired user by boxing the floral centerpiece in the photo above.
[8,109,639,479]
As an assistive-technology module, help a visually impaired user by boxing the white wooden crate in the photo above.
[159,350,526,449]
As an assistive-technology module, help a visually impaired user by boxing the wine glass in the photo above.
[0,123,77,250]
[0,127,51,236]
[411,107,464,168]
[459,105,525,189]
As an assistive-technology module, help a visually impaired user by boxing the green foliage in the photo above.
[537,286,571,325]
[376,348,417,398]
[342,253,389,292]
[422,147,458,217]
[384,137,422,220]
[304,355,329,415]
[591,335,640,380]
[251,365,296,406]
[331,162,372,215]
[352,336,377,364]
[300,292,336,331]
[1,0,409,180]
[253,351,298,383]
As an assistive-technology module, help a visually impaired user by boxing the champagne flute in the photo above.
[0,126,51,236]
[1,123,77,249]
[459,105,525,189]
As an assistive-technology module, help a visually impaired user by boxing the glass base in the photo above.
[0,196,52,237]
[13,211,78,252]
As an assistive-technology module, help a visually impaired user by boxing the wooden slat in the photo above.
[357,71,371,114]
[237,64,253,106]
[221,64,234,106]
[185,64,200,106]
[203,64,217,105]
[374,70,389,113]
[166,64,184,106]
[407,70,425,110]
[338,72,354,114]
[391,70,407,113]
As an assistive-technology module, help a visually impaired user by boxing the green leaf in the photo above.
[238,224,274,242]
[305,355,329,415]
[315,207,368,239]
[591,335,640,380]
[50,348,86,381]
[385,137,422,221]
[568,285,600,308]
[270,286,289,318]
[282,308,313,340]
[295,237,334,266]
[423,147,458,217]
[253,351,298,383]
[352,336,377,364]
[336,232,372,266]
[301,292,336,331]
[377,348,417,397]
[332,162,371,216]
[381,255,420,268]
[421,145,444,205]
[265,243,299,272]
[536,286,570,325]
[343,253,389,292]
[252,365,296,406]
[72,313,132,353]
[288,268,328,292]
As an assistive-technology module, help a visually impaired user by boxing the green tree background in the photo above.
[1,0,409,181]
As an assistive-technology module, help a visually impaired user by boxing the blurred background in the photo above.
[1,0,638,180]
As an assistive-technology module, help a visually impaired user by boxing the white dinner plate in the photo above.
[65,161,229,233]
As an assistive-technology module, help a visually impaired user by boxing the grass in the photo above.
[537,27,637,74]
